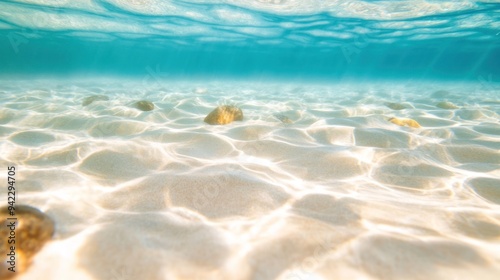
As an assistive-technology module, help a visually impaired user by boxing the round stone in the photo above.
[82,95,109,106]
[204,105,243,125]
[385,102,407,110]
[134,100,155,111]
[436,101,459,109]
[388,117,421,128]
[0,205,55,278]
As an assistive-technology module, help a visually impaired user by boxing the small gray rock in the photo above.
[82,95,109,106]
[134,100,155,111]
[436,101,459,109]
[385,102,407,110]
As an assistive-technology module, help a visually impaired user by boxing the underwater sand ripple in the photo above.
[1,80,499,280]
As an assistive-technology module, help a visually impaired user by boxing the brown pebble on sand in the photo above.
[0,205,55,279]
[82,95,109,106]
[204,105,243,125]
[134,100,155,111]
[436,101,459,109]
[388,117,421,128]
[385,102,407,110]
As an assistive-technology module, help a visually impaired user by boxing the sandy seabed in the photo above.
[0,79,499,280]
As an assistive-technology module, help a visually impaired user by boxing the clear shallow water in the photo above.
[1,80,500,280]
[1,1,500,280]
[0,0,499,79]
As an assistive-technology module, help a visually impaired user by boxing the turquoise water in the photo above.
[1,2,500,280]
[0,0,499,80]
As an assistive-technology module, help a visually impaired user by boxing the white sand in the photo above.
[1,79,500,280]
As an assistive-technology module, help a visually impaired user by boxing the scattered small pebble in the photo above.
[436,101,459,109]
[134,100,155,111]
[82,95,109,106]
[388,117,421,128]
[0,205,55,278]
[204,105,243,125]
[385,102,407,110]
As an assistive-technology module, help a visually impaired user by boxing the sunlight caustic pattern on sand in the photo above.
[0,80,499,280]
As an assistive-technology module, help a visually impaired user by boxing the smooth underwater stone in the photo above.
[274,114,293,124]
[134,100,155,111]
[0,205,55,278]
[82,95,109,106]
[385,102,407,110]
[388,117,421,128]
[204,105,243,125]
[436,101,459,109]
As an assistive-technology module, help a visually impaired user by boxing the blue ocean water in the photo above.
[2,2,500,280]
[0,0,499,81]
